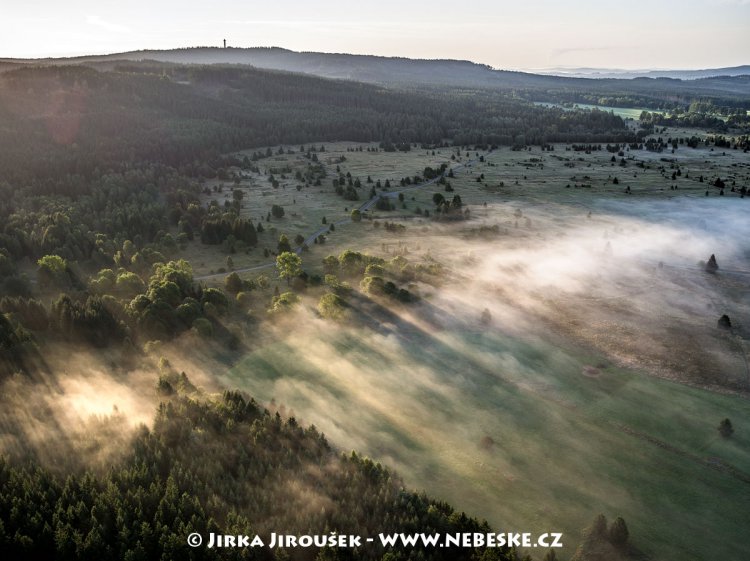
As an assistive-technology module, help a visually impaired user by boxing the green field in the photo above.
[174,133,750,559]
[223,316,750,560]
[184,135,750,285]
[532,101,663,120]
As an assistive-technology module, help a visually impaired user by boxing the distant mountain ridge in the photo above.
[2,47,749,99]
[538,65,750,80]
[1,47,542,87]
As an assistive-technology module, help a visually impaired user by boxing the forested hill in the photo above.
[6,47,749,103]
[15,47,547,88]
[0,62,634,185]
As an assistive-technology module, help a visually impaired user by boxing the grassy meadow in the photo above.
[223,317,750,560]
[171,133,750,559]
[185,133,750,283]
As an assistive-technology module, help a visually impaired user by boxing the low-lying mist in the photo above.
[223,196,750,559]
[0,345,157,471]
[1,194,749,559]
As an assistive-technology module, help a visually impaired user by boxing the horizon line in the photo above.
[2,45,748,74]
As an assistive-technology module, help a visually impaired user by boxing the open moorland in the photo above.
[1,57,749,561]
[162,130,750,559]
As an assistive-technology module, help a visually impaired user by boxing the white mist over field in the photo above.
[0,195,748,559]
[223,195,750,559]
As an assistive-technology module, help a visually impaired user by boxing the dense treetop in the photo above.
[0,389,528,561]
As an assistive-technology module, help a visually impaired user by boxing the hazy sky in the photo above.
[2,0,749,70]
